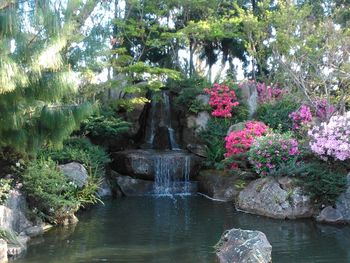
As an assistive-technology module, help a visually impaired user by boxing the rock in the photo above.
[186,144,208,158]
[23,226,44,238]
[196,94,210,105]
[196,170,243,201]
[115,175,154,196]
[227,122,245,135]
[7,235,30,258]
[0,190,32,233]
[237,177,315,219]
[317,206,344,224]
[0,239,7,263]
[62,214,79,226]
[317,173,350,224]
[186,111,210,132]
[215,228,272,263]
[111,150,201,181]
[153,126,171,150]
[97,178,113,197]
[58,162,88,188]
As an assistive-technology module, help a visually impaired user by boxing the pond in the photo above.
[15,196,350,263]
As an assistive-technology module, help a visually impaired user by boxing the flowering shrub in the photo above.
[225,121,268,167]
[308,112,350,161]
[239,80,284,104]
[315,99,335,120]
[249,133,300,176]
[204,84,239,117]
[289,105,313,130]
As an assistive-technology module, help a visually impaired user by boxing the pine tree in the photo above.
[0,0,101,153]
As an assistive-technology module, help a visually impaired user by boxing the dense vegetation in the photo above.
[1,0,350,224]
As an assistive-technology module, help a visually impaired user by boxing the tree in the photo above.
[0,0,103,153]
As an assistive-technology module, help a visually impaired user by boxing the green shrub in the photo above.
[270,160,347,205]
[81,115,130,137]
[169,76,210,109]
[40,137,110,177]
[255,96,299,132]
[80,106,130,137]
[22,158,80,223]
[198,99,249,169]
[0,179,12,205]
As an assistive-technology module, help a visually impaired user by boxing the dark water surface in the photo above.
[15,196,350,263]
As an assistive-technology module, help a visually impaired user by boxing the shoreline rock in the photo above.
[196,170,247,202]
[317,173,350,224]
[237,176,315,219]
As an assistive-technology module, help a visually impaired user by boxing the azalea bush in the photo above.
[239,80,284,104]
[224,121,268,168]
[308,112,350,161]
[315,98,335,120]
[289,105,313,130]
[204,83,239,117]
[249,133,300,176]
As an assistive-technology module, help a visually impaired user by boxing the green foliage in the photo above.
[169,76,210,110]
[255,96,299,132]
[270,160,348,205]
[0,227,21,246]
[40,137,110,177]
[22,158,80,223]
[0,178,12,205]
[199,111,247,169]
[0,1,100,153]
[80,107,130,137]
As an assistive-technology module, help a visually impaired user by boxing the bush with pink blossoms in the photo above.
[308,112,350,161]
[204,84,239,118]
[239,80,284,104]
[289,105,313,130]
[248,133,300,176]
[315,99,335,120]
[224,121,268,168]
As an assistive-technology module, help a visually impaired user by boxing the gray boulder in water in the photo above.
[215,228,272,263]
[317,173,350,224]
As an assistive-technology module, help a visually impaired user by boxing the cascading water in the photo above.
[141,90,197,196]
[152,154,195,196]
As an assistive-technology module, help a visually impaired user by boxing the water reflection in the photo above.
[14,196,350,263]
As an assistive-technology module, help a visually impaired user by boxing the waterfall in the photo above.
[183,156,191,194]
[141,90,196,196]
[153,154,196,196]
[144,97,157,146]
[143,91,180,150]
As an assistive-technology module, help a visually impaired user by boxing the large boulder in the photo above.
[196,170,244,201]
[115,175,154,196]
[97,178,113,197]
[58,162,88,188]
[186,111,211,133]
[186,144,208,158]
[111,150,201,181]
[317,173,350,224]
[215,228,272,263]
[0,239,7,263]
[0,190,32,234]
[237,177,315,219]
